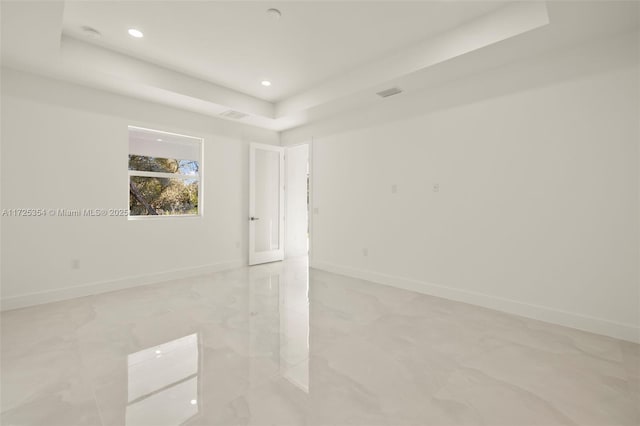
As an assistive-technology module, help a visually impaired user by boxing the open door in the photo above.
[249,143,285,265]
[285,143,310,258]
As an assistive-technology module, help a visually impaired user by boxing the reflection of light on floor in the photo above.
[279,264,310,393]
[126,333,199,426]
[247,259,310,394]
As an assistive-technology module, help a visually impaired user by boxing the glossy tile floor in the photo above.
[1,257,638,426]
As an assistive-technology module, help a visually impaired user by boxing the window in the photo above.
[128,126,202,217]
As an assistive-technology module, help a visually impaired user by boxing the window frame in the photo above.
[127,126,204,220]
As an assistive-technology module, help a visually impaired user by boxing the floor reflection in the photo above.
[249,258,310,393]
[123,259,311,425]
[280,265,310,392]
[126,333,200,426]
[4,257,632,425]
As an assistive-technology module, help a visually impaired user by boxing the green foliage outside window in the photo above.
[129,155,199,216]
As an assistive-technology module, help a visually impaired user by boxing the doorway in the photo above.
[248,142,310,266]
[249,143,285,265]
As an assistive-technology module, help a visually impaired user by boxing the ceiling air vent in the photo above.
[220,110,249,120]
[376,87,403,98]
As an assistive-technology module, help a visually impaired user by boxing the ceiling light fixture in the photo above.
[266,8,282,19]
[190,400,197,405]
[261,80,272,87]
[128,28,144,38]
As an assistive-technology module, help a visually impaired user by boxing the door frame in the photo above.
[249,142,285,265]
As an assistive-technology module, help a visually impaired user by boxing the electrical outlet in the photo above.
[391,184,398,194]
[433,183,440,192]
[235,241,240,249]
[72,259,80,269]
[362,248,368,257]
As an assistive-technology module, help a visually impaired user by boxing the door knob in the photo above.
[250,216,260,221]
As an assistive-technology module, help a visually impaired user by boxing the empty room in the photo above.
[1,1,638,425]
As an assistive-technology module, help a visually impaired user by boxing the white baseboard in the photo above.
[0,259,245,311]
[311,260,640,344]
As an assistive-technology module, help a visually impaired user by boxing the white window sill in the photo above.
[128,214,201,220]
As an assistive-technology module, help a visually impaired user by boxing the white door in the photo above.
[285,144,310,258]
[249,143,285,265]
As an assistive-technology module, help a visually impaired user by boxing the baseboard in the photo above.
[0,259,245,311]
[311,260,640,344]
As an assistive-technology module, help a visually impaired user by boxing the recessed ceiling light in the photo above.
[156,138,163,142]
[81,26,101,39]
[128,28,144,38]
[266,8,282,19]
[190,399,197,405]
[261,80,272,87]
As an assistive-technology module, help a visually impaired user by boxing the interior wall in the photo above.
[285,144,309,258]
[284,33,640,342]
[0,68,279,309]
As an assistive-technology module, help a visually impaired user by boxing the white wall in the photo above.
[285,144,309,258]
[0,68,279,309]
[284,32,640,342]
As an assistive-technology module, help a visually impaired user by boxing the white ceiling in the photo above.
[1,1,639,132]
[62,1,507,102]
